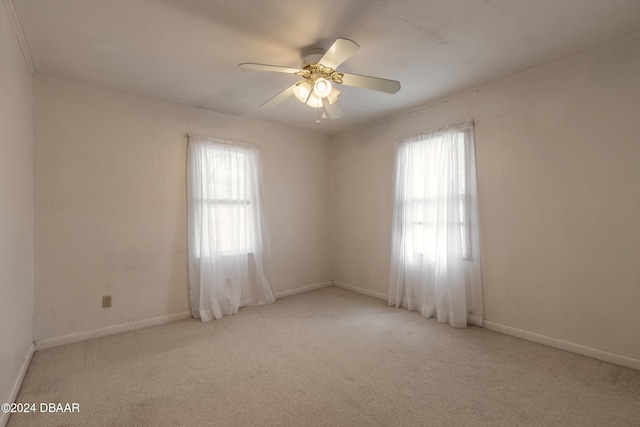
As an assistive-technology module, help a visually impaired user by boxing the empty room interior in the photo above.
[2,0,640,426]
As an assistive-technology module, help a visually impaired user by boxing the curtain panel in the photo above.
[389,121,483,327]
[187,134,275,321]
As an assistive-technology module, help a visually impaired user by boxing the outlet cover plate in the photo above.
[102,295,112,308]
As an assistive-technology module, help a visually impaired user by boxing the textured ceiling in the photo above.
[11,0,640,135]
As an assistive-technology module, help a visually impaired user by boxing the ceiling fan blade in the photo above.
[322,98,344,120]
[259,83,297,109]
[239,63,302,74]
[340,72,401,94]
[319,38,359,69]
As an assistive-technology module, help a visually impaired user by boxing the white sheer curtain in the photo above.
[389,120,483,328]
[187,134,275,321]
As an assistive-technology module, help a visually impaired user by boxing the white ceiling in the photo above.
[11,0,640,135]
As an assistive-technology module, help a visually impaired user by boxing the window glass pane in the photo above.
[199,146,252,255]
[402,130,470,261]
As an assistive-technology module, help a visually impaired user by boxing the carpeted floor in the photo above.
[8,287,640,426]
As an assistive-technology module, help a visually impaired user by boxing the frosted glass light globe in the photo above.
[313,78,332,98]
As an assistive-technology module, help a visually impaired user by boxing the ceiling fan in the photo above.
[239,38,401,121]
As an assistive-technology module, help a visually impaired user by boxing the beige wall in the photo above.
[330,36,640,360]
[34,75,331,341]
[27,26,640,362]
[0,2,34,411]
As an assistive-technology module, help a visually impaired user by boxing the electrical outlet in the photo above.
[102,295,112,308]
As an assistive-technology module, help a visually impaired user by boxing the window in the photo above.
[188,139,262,258]
[401,130,471,261]
[389,120,483,327]
[187,134,275,321]
[197,145,251,255]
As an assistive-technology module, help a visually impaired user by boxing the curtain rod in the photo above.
[396,119,474,143]
[187,133,258,148]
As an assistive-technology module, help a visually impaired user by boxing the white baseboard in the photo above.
[333,281,389,301]
[275,281,332,299]
[335,279,638,369]
[1,343,35,427]
[484,320,640,371]
[467,314,483,327]
[36,283,336,351]
[35,312,192,350]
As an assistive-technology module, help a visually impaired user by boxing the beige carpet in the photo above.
[8,287,640,426]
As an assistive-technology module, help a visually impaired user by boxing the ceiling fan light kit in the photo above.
[293,81,312,103]
[306,94,323,108]
[293,80,342,110]
[239,38,401,122]
[326,87,342,105]
[313,78,332,98]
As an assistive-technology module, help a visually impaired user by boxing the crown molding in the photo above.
[3,0,34,73]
